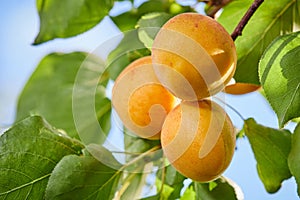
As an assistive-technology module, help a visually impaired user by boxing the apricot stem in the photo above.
[231,0,264,41]
[110,151,148,155]
[121,145,161,171]
[158,158,166,199]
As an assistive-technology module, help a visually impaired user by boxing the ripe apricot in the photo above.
[112,56,176,140]
[152,13,236,100]
[224,82,261,95]
[161,100,235,182]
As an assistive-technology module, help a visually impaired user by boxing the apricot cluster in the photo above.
[112,13,237,182]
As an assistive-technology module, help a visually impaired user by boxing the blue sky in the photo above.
[0,1,298,199]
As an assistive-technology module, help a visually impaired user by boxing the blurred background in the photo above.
[0,1,298,199]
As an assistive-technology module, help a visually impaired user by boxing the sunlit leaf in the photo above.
[180,184,196,200]
[218,0,300,84]
[137,12,172,48]
[244,118,292,193]
[156,178,174,199]
[194,177,243,200]
[110,0,172,32]
[259,31,300,127]
[123,128,162,172]
[34,0,113,44]
[0,116,84,199]
[124,129,160,162]
[156,165,186,199]
[118,172,147,200]
[107,30,150,80]
[140,194,160,200]
[288,123,300,196]
[45,151,122,200]
[111,11,139,31]
[138,0,168,15]
[17,52,110,139]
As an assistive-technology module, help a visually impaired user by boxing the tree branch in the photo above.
[231,0,264,41]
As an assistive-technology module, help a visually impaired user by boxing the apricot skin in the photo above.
[224,82,261,95]
[161,100,236,182]
[112,56,175,140]
[152,13,237,100]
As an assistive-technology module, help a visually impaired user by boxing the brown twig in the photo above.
[206,0,232,18]
[231,0,264,41]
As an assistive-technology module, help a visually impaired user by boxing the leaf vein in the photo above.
[0,173,51,196]
[280,82,300,125]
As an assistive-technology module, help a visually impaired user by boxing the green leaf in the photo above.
[124,129,161,162]
[123,129,162,173]
[180,184,196,200]
[111,11,140,32]
[292,117,300,123]
[107,30,151,80]
[45,152,122,200]
[34,0,113,44]
[208,181,218,191]
[119,173,147,200]
[259,31,300,127]
[244,118,292,193]
[218,0,299,84]
[137,0,169,15]
[288,123,300,196]
[156,165,186,199]
[140,194,160,200]
[155,178,174,200]
[194,177,243,200]
[110,0,171,32]
[17,52,110,140]
[137,12,172,48]
[0,116,84,199]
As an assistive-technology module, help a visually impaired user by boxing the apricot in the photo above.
[224,82,261,95]
[152,13,237,100]
[161,100,235,182]
[112,56,176,140]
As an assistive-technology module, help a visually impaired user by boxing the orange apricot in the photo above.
[152,13,236,100]
[224,82,261,95]
[161,100,236,182]
[112,56,176,140]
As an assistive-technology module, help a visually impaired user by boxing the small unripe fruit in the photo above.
[161,100,235,182]
[152,13,237,100]
[112,56,176,140]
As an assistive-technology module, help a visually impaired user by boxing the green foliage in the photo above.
[156,165,186,199]
[218,0,300,85]
[107,30,151,80]
[244,118,292,193]
[16,52,110,139]
[0,116,84,199]
[155,178,174,199]
[180,185,196,200]
[194,177,243,200]
[111,0,167,31]
[45,152,122,200]
[137,12,172,48]
[34,0,113,44]
[259,31,300,127]
[3,0,300,199]
[118,173,148,199]
[124,129,161,162]
[288,123,300,196]
[110,0,193,31]
[179,177,243,200]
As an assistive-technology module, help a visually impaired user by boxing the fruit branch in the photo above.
[231,0,264,41]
